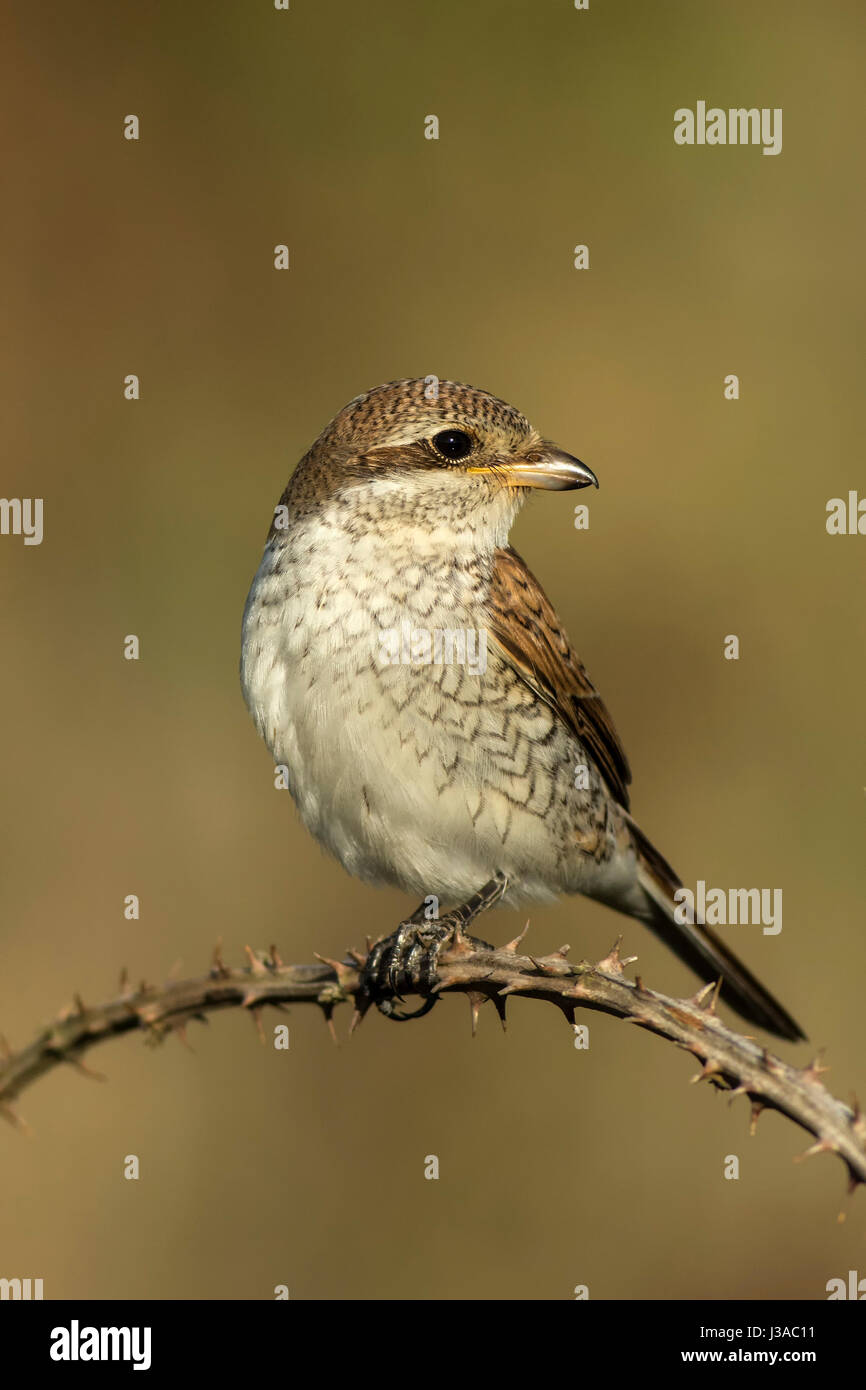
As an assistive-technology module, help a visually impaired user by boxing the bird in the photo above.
[240,377,804,1041]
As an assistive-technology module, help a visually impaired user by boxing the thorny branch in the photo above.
[1,927,864,1193]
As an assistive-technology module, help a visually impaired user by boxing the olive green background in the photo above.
[2,0,864,1300]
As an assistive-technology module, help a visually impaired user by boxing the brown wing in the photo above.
[486,546,632,810]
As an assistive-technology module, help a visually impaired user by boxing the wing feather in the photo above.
[486,546,632,810]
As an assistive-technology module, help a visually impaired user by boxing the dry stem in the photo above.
[1,932,863,1192]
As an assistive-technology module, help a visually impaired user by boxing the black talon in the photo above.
[376,996,439,1022]
[358,873,508,1021]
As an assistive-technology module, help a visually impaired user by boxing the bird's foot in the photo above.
[359,873,508,1021]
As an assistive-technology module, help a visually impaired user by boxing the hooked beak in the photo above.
[470,441,598,491]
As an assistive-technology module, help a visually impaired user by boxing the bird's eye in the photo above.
[431,429,473,461]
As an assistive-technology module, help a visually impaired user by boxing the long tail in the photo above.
[626,818,806,1042]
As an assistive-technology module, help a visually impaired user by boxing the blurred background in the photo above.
[2,0,864,1300]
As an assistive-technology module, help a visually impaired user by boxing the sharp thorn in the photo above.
[690,1059,722,1085]
[527,954,566,977]
[727,1083,751,1102]
[244,945,268,976]
[503,921,531,953]
[691,980,717,1010]
[313,952,343,973]
[467,990,486,1037]
[349,993,373,1034]
[64,1054,107,1081]
[596,936,624,974]
[803,1056,830,1081]
[794,1138,838,1163]
[0,1103,32,1136]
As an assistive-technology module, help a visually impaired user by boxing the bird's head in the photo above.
[277,378,597,547]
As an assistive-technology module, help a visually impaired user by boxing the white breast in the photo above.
[240,480,575,902]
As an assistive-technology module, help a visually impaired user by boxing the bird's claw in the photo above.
[362,919,453,1019]
[358,874,508,1021]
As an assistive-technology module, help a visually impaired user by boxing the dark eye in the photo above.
[431,429,473,461]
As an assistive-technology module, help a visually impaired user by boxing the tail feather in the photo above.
[627,818,806,1042]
